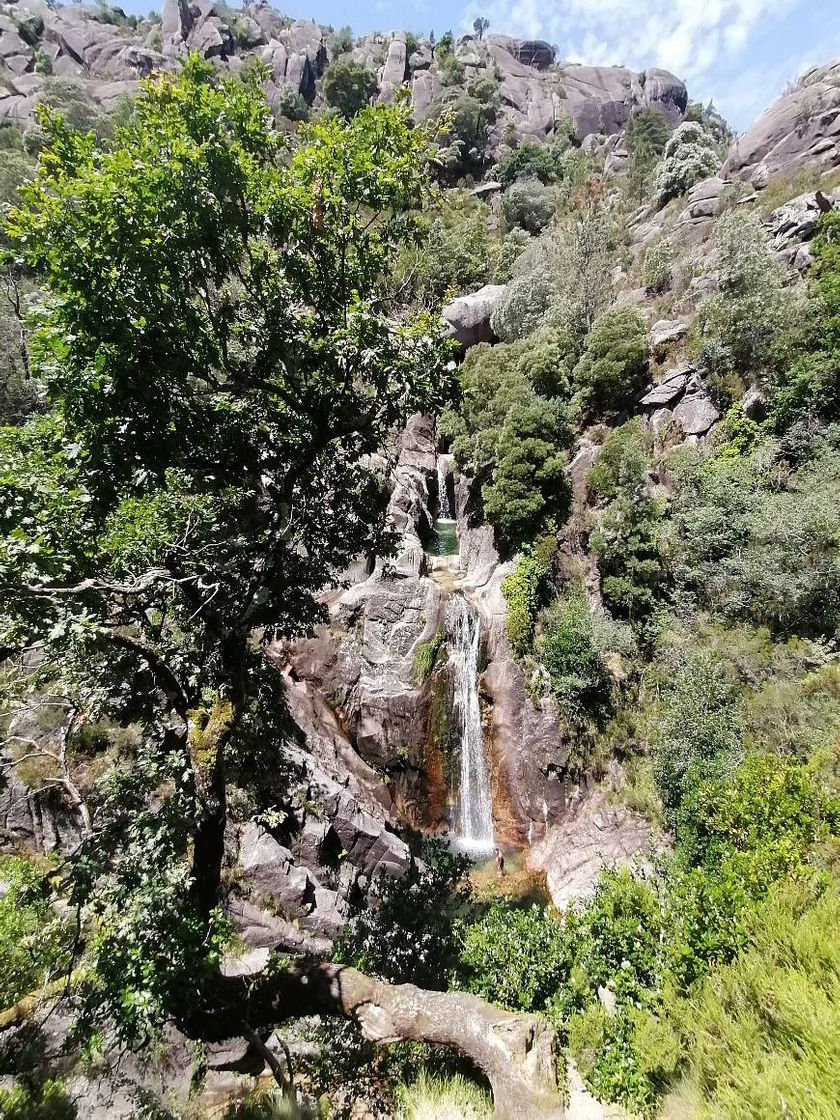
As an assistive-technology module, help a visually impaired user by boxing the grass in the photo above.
[396,1071,493,1120]
[667,882,840,1120]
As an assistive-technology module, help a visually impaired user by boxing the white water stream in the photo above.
[446,595,494,856]
[437,455,453,520]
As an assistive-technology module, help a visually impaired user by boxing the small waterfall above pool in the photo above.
[437,455,453,520]
[446,595,494,856]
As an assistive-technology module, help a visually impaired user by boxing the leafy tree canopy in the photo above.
[1,54,450,1049]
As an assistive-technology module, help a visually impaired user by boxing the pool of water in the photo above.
[428,518,458,557]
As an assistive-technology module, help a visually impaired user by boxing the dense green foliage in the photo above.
[571,306,650,422]
[0,56,450,1056]
[0,856,71,1006]
[322,58,377,117]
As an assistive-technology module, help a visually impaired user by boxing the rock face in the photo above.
[527,776,655,908]
[0,10,686,153]
[766,185,840,270]
[640,364,719,438]
[723,61,840,185]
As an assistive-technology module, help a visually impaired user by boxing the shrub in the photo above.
[536,592,614,711]
[433,91,497,177]
[276,86,309,122]
[481,396,571,552]
[654,121,720,204]
[585,418,648,502]
[590,454,665,626]
[394,191,510,304]
[496,138,568,186]
[0,856,71,1006]
[0,1081,77,1120]
[624,106,672,160]
[572,306,649,423]
[501,542,554,657]
[332,25,353,55]
[335,841,470,989]
[697,209,794,382]
[323,59,377,118]
[33,48,52,75]
[642,238,673,294]
[675,883,840,1120]
[650,651,740,819]
[490,261,558,341]
[457,902,571,1011]
[514,322,579,397]
[769,212,840,431]
[667,439,840,639]
[502,178,558,234]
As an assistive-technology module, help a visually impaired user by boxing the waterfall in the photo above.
[437,455,452,521]
[447,595,494,855]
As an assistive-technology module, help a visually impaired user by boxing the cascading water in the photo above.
[446,595,494,855]
[437,455,452,520]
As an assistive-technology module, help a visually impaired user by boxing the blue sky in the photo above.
[128,0,840,132]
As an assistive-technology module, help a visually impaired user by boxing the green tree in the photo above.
[481,397,571,553]
[323,58,378,118]
[572,306,649,422]
[2,56,450,1058]
[496,138,568,186]
[654,121,720,204]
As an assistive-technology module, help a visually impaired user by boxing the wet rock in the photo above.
[442,284,506,348]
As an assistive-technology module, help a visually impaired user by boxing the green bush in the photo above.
[650,651,740,820]
[332,25,353,55]
[501,540,554,657]
[769,212,840,431]
[457,902,571,1011]
[502,178,558,234]
[697,209,794,386]
[536,592,614,711]
[642,239,673,294]
[667,439,840,639]
[481,396,571,553]
[335,841,470,989]
[589,440,664,627]
[675,882,840,1120]
[323,59,377,118]
[496,138,568,186]
[514,322,579,398]
[0,856,71,1006]
[572,306,650,422]
[0,1081,77,1120]
[276,86,309,122]
[585,418,648,503]
[654,121,720,204]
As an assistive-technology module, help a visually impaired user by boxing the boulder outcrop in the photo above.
[723,60,840,186]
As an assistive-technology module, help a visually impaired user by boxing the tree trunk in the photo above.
[205,960,565,1119]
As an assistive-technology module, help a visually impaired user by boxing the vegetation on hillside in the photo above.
[0,23,839,1120]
